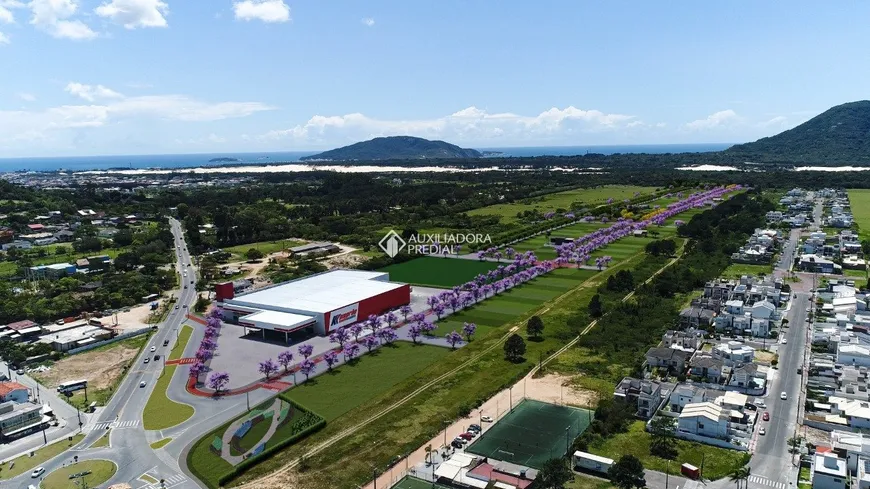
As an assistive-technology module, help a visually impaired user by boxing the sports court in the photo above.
[466,399,591,469]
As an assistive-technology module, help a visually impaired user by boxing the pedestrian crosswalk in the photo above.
[141,473,187,489]
[748,475,787,489]
[93,419,140,430]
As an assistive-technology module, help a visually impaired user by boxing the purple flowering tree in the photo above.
[329,327,350,347]
[379,328,398,345]
[399,305,412,322]
[323,351,339,371]
[299,358,315,382]
[385,311,397,328]
[349,324,364,342]
[298,343,313,359]
[462,322,477,342]
[207,371,230,395]
[278,350,294,373]
[421,320,437,336]
[433,303,445,319]
[195,348,213,362]
[445,330,463,349]
[362,335,379,352]
[258,358,278,380]
[343,343,360,362]
[367,314,382,335]
[189,361,206,382]
[408,323,422,344]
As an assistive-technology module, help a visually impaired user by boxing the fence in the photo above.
[67,327,154,355]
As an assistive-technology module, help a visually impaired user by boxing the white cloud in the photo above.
[0,6,14,23]
[18,92,36,101]
[65,82,124,101]
[759,115,787,128]
[683,109,740,131]
[94,0,168,29]
[260,105,639,144]
[361,17,374,27]
[0,82,274,147]
[28,0,97,39]
[0,31,8,43]
[233,0,289,23]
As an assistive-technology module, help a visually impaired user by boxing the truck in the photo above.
[573,451,614,474]
[681,463,700,479]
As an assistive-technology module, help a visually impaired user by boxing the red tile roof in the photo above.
[468,463,534,489]
[0,381,28,397]
[4,320,37,331]
[27,224,45,230]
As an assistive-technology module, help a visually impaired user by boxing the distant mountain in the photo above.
[727,101,870,164]
[300,136,482,161]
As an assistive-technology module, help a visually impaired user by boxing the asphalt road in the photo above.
[5,217,245,489]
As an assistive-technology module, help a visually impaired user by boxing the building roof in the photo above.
[225,270,404,314]
[0,382,27,397]
[646,347,690,362]
[722,391,748,407]
[290,242,338,253]
[814,453,847,477]
[690,356,724,369]
[840,344,870,357]
[4,320,37,331]
[678,402,726,422]
[238,310,316,332]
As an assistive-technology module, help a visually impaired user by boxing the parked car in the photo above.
[174,305,179,310]
[31,467,45,478]
[781,392,788,400]
[762,411,770,421]
[468,424,481,432]
[781,338,787,344]
[755,399,766,408]
[453,437,467,445]
[481,416,493,423]
[759,427,766,435]
[451,440,464,449]
[16,369,24,375]
[459,432,474,441]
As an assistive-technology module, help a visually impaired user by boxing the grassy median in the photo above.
[40,460,117,489]
[0,434,85,480]
[143,325,194,431]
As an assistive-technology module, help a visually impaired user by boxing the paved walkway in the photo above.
[220,397,285,465]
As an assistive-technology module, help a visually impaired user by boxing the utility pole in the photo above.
[665,459,670,489]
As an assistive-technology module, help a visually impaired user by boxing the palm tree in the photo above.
[729,466,751,489]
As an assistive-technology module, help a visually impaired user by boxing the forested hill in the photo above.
[726,100,870,164]
[300,136,483,161]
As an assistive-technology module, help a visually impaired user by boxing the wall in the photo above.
[66,327,153,355]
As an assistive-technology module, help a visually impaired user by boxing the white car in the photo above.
[139,381,147,388]
[781,338,787,344]
[31,467,45,478]
[150,346,157,352]
[481,415,493,423]
[759,427,766,436]
[781,392,788,400]
[755,399,766,408]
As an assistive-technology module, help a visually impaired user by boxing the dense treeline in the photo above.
[568,191,773,381]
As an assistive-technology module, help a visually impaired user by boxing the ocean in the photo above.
[0,143,733,173]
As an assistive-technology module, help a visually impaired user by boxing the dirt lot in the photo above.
[755,350,777,365]
[523,373,596,407]
[112,303,154,331]
[33,340,143,390]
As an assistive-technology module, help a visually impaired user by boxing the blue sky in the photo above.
[1,0,868,157]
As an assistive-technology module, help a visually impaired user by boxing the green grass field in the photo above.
[848,189,870,240]
[0,434,85,480]
[587,421,749,480]
[40,460,117,489]
[380,257,501,287]
[467,185,658,223]
[223,239,305,260]
[722,263,774,279]
[287,343,451,421]
[90,430,111,448]
[393,477,454,489]
[143,325,194,430]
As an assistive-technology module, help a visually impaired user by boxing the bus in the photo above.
[56,380,88,394]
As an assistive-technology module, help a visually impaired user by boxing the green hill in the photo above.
[300,136,482,161]
[727,100,870,164]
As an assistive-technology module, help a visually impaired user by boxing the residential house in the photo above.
[800,254,839,274]
[828,396,870,429]
[613,377,663,419]
[730,363,761,389]
[677,402,730,439]
[812,454,848,489]
[751,300,776,320]
[645,347,690,373]
[689,356,725,383]
[662,329,704,351]
[679,307,715,329]
[26,262,76,280]
[670,384,710,413]
[0,382,28,403]
[713,342,755,367]
[725,300,744,315]
[839,344,870,368]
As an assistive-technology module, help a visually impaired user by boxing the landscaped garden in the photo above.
[0,434,84,480]
[40,460,117,489]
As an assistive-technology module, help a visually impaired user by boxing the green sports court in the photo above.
[465,399,591,469]
[392,476,454,489]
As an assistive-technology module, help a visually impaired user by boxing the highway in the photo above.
[5,217,266,489]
